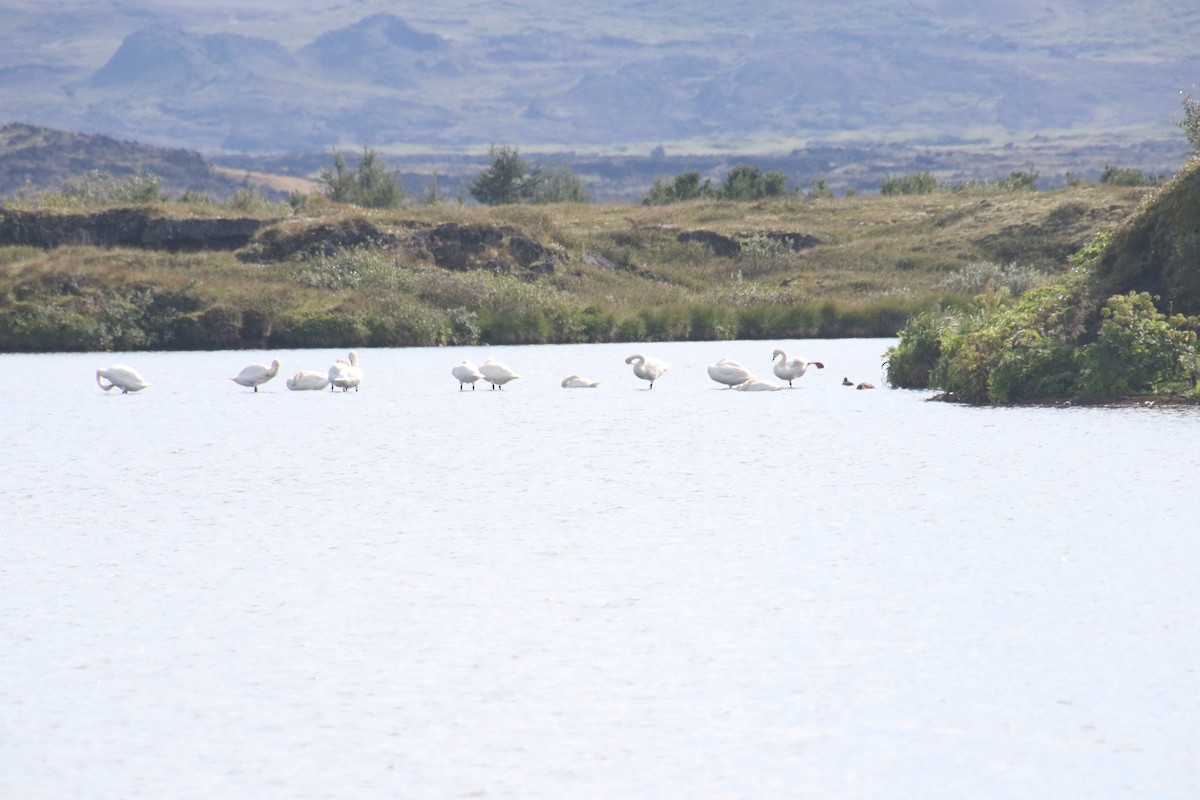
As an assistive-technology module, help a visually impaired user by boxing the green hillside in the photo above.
[0,178,1147,354]
[885,156,1200,403]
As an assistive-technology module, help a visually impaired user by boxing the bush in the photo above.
[885,308,953,389]
[722,164,788,201]
[271,312,370,348]
[939,261,1051,296]
[320,147,406,208]
[738,233,792,277]
[531,164,591,204]
[1100,165,1163,187]
[881,172,939,195]
[1077,292,1198,396]
[992,170,1040,191]
[32,169,163,207]
[469,145,540,205]
[1179,88,1200,155]
[643,171,716,205]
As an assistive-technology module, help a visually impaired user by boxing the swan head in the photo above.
[813,361,826,369]
[268,359,281,376]
[625,354,643,365]
[772,349,786,360]
[348,352,359,366]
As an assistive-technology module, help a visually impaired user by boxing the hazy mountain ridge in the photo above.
[1,0,1197,161]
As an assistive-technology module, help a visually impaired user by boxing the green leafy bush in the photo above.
[1077,292,1199,396]
[738,233,792,277]
[881,172,939,195]
[469,145,540,206]
[643,171,716,205]
[1100,165,1163,187]
[320,147,406,208]
[721,164,788,201]
[939,261,1052,296]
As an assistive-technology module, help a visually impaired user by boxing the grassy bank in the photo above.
[0,183,1146,352]
[884,157,1200,403]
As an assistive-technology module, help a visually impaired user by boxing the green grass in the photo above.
[0,182,1150,352]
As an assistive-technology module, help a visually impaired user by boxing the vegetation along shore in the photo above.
[2,112,1200,405]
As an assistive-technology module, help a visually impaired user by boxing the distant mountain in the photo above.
[0,0,1196,174]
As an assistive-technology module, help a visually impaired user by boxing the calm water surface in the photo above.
[2,339,1198,798]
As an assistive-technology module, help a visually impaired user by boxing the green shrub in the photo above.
[366,300,448,347]
[881,172,939,195]
[643,171,716,205]
[939,261,1052,296]
[469,145,539,205]
[738,233,792,277]
[1178,88,1200,155]
[271,312,370,348]
[1100,165,1163,187]
[531,164,591,204]
[320,147,406,208]
[992,170,1040,191]
[885,308,953,389]
[722,164,788,201]
[1077,291,1199,396]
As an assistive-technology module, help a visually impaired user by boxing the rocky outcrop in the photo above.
[237,217,401,261]
[677,228,821,256]
[0,207,263,250]
[408,222,561,277]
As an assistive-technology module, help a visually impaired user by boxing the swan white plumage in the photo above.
[707,356,755,388]
[772,349,825,386]
[328,351,363,392]
[230,358,280,392]
[625,354,669,388]
[452,360,484,390]
[286,369,330,391]
[479,358,520,390]
[734,376,784,391]
[96,365,149,393]
[561,374,601,388]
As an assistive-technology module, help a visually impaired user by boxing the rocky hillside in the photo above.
[0,123,249,199]
[1,0,1196,163]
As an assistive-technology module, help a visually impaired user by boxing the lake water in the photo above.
[2,339,1198,799]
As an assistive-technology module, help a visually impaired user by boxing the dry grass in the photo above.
[0,182,1148,350]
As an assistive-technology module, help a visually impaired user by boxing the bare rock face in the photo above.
[677,228,821,256]
[678,229,740,256]
[237,217,399,261]
[0,208,263,251]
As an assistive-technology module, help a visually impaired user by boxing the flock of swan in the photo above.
[95,347,874,394]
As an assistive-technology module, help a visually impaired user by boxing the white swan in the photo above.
[479,358,520,390]
[707,356,754,388]
[452,360,484,390]
[625,354,669,388]
[772,349,825,386]
[328,351,363,392]
[96,365,149,393]
[561,374,601,388]
[286,369,330,391]
[230,358,280,392]
[734,376,784,391]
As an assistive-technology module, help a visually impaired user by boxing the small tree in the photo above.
[470,145,540,205]
[881,172,939,195]
[643,171,715,204]
[1179,88,1200,155]
[721,164,788,200]
[532,164,590,204]
[320,147,405,208]
[806,179,834,199]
